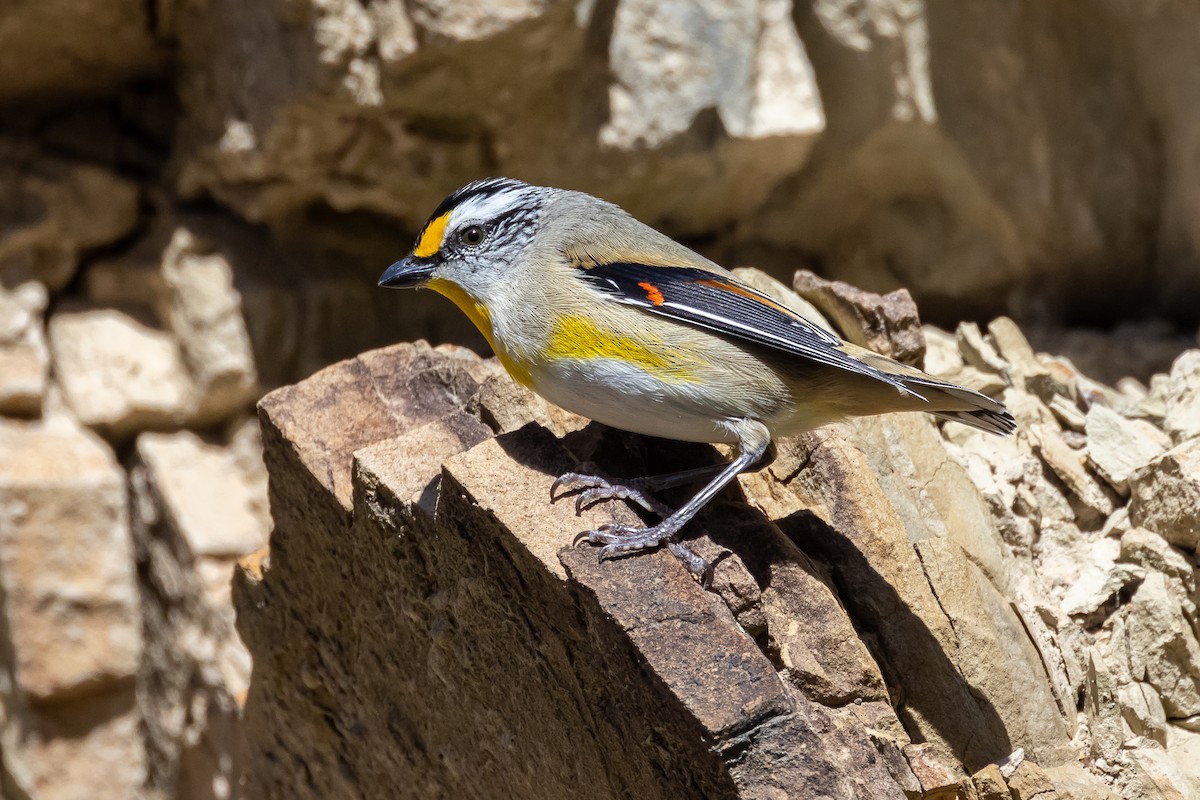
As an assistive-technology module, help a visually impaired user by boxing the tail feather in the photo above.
[896,374,1016,436]
[837,342,1016,436]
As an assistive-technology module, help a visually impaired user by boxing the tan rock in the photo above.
[0,418,140,700]
[136,424,269,558]
[159,227,259,422]
[601,0,822,147]
[1085,404,1171,493]
[1128,439,1200,549]
[791,268,925,364]
[0,282,49,416]
[0,148,139,290]
[236,343,923,798]
[974,763,1012,800]
[1119,527,1195,593]
[1007,761,1059,800]
[19,688,146,800]
[1163,350,1200,443]
[1030,423,1117,527]
[0,0,164,100]
[258,342,483,510]
[131,452,247,800]
[958,321,1011,376]
[1039,764,1121,800]
[903,741,966,797]
[923,325,965,377]
[989,317,1051,392]
[1123,572,1200,718]
[474,373,589,439]
[1085,649,1123,765]
[49,308,193,438]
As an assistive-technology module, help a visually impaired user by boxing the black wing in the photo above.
[576,261,919,397]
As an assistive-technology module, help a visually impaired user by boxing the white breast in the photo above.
[529,357,741,444]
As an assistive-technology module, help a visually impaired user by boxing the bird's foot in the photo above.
[573,521,710,583]
[550,466,671,517]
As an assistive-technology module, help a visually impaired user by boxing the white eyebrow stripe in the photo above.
[452,188,527,224]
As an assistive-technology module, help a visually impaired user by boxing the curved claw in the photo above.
[550,464,607,502]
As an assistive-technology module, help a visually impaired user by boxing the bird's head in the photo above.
[378,177,545,296]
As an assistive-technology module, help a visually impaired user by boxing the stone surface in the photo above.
[0,282,50,416]
[1084,403,1171,492]
[132,421,261,800]
[136,424,270,558]
[18,688,146,800]
[0,418,140,700]
[49,308,193,439]
[0,145,140,290]
[1163,350,1200,443]
[1007,761,1059,800]
[158,226,260,422]
[0,0,164,100]
[792,268,925,365]
[1128,439,1200,550]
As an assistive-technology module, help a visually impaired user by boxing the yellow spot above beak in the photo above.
[413,211,451,258]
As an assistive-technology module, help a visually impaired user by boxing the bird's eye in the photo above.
[459,225,486,246]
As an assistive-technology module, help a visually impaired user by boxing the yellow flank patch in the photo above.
[547,314,696,381]
[413,211,451,258]
[427,278,533,387]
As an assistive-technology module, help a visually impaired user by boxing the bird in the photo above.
[379,178,1015,578]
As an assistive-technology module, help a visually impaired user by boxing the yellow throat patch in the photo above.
[426,278,533,388]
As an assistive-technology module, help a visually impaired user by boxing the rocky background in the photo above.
[0,0,1198,798]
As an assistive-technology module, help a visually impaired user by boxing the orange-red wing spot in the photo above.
[638,281,665,307]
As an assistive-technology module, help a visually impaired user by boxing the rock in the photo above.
[234,344,933,798]
[1128,438,1200,549]
[903,741,966,797]
[131,420,264,800]
[0,145,140,290]
[1084,404,1171,493]
[0,0,164,100]
[1163,350,1200,443]
[601,0,823,148]
[0,418,140,700]
[1007,761,1059,800]
[1123,572,1200,719]
[1030,423,1117,528]
[973,763,1012,800]
[1117,681,1167,744]
[923,325,964,376]
[791,269,925,365]
[958,322,1011,377]
[1118,527,1195,593]
[1039,764,1121,800]
[989,317,1051,393]
[17,687,146,800]
[158,227,259,422]
[0,282,49,416]
[48,308,193,439]
[258,341,482,510]
[172,0,820,245]
[136,424,269,558]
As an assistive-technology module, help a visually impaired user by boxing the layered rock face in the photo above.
[236,271,1200,799]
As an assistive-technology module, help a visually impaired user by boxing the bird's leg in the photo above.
[551,462,726,518]
[572,420,771,576]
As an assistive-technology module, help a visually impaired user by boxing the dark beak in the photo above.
[378,256,434,288]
